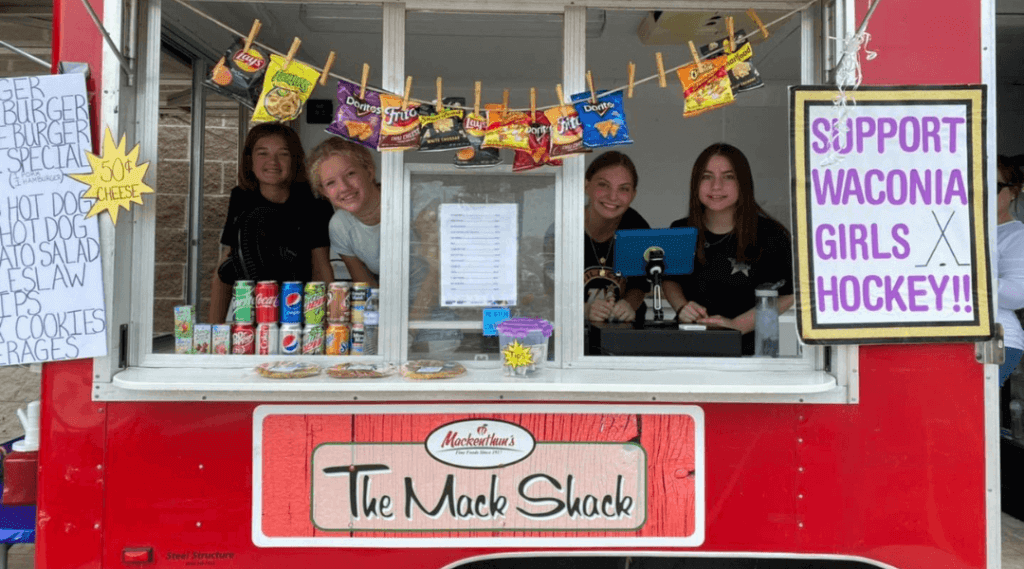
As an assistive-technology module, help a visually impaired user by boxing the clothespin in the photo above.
[727,17,736,53]
[474,81,481,116]
[359,63,370,99]
[556,84,565,106]
[586,70,597,104]
[283,37,301,70]
[688,41,702,70]
[748,9,769,39]
[502,89,509,120]
[401,76,413,110]
[655,52,667,88]
[436,77,444,111]
[242,20,261,53]
[319,51,335,86]
[530,87,536,118]
[627,62,636,98]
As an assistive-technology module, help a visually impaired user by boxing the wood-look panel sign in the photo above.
[253,405,704,548]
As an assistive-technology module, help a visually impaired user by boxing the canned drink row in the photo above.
[233,280,356,325]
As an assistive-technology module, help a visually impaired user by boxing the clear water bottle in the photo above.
[754,288,779,357]
[363,287,379,355]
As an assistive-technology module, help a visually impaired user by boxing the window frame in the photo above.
[95,0,858,405]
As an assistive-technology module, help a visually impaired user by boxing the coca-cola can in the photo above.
[327,281,351,323]
[230,322,255,354]
[279,322,302,355]
[302,324,325,355]
[325,323,350,355]
[257,322,279,355]
[255,281,280,323]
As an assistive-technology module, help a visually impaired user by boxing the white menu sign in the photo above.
[439,203,518,307]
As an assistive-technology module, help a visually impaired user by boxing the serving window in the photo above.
[99,0,855,403]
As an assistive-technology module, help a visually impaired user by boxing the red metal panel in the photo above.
[51,0,104,153]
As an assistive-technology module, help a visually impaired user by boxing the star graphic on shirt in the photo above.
[729,258,751,276]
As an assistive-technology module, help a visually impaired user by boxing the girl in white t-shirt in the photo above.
[997,155,1024,385]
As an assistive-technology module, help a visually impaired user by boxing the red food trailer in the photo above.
[21,0,1009,567]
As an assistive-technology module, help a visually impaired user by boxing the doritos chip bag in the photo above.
[482,104,531,151]
[699,30,763,94]
[571,90,632,148]
[544,104,586,158]
[419,97,471,152]
[513,113,563,172]
[326,78,382,149]
[378,93,420,152]
[454,111,502,168]
[251,55,320,124]
[677,55,734,118]
[204,39,268,109]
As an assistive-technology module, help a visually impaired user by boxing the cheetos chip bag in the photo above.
[571,90,632,148]
[251,54,319,124]
[482,104,531,151]
[325,78,382,149]
[677,55,734,118]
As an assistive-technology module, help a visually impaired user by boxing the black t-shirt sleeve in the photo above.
[306,196,334,250]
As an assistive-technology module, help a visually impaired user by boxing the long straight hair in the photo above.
[687,143,782,264]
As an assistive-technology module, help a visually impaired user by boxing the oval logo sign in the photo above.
[425,419,535,469]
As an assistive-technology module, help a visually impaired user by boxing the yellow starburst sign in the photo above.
[69,127,154,224]
[502,339,534,369]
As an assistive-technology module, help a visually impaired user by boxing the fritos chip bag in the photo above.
[419,97,471,152]
[513,113,563,172]
[204,39,268,109]
[378,93,420,152]
[454,111,502,168]
[325,78,382,149]
[251,55,320,124]
[571,90,632,148]
[482,104,531,151]
[699,30,763,94]
[544,104,586,158]
[677,55,734,118]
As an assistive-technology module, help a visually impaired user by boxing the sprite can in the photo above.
[232,280,255,323]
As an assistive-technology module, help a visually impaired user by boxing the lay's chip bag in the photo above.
[454,111,502,168]
[571,90,632,148]
[251,55,320,124]
[204,38,268,109]
[326,78,382,149]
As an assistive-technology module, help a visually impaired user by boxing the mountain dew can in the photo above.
[303,282,326,325]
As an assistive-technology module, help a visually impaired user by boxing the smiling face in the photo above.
[318,153,379,218]
[698,155,740,216]
[585,164,636,222]
[251,135,293,190]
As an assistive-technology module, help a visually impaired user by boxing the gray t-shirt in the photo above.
[328,209,381,276]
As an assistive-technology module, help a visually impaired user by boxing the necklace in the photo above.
[588,235,614,276]
[704,231,733,249]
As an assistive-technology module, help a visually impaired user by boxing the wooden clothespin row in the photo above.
[502,89,509,120]
[655,52,667,88]
[748,9,768,39]
[401,76,413,110]
[474,81,481,116]
[436,77,444,111]
[359,63,370,99]
[627,62,636,98]
[556,84,565,106]
[530,87,536,118]
[586,70,597,104]
[727,16,736,53]
[242,20,262,53]
[282,37,301,70]
[319,51,336,86]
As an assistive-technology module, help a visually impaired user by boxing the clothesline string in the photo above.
[171,0,818,112]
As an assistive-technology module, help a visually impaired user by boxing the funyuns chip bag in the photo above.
[378,93,420,151]
[325,78,382,149]
[251,55,320,124]
[676,55,734,118]
[571,90,632,148]
[204,38,268,109]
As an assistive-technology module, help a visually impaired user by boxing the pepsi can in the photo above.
[280,281,303,323]
[279,322,302,355]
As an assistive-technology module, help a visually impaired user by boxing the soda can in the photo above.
[303,282,327,325]
[175,337,193,355]
[192,324,212,354]
[350,282,369,324]
[173,305,194,339]
[302,324,325,355]
[327,281,352,323]
[231,322,255,354]
[350,322,365,355]
[255,281,280,323]
[280,281,304,324]
[232,280,256,323]
[325,323,351,355]
[279,322,302,355]
[212,324,231,354]
[257,322,280,355]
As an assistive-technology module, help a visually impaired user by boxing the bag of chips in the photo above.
[378,93,420,151]
[513,113,563,172]
[454,111,502,168]
[482,104,531,151]
[325,78,382,149]
[571,90,632,148]
[699,30,763,94]
[677,55,734,118]
[204,39,269,109]
[544,104,587,158]
[419,97,471,152]
[251,55,320,124]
